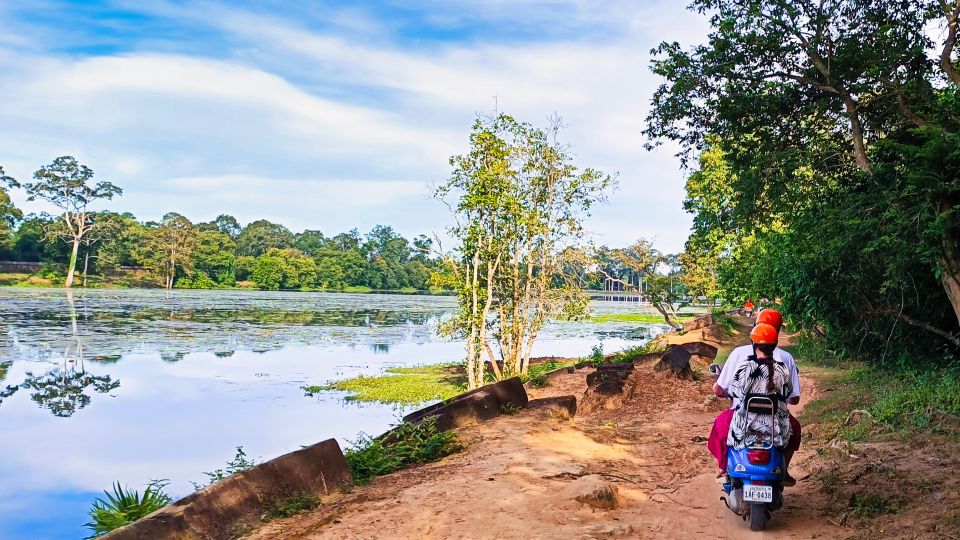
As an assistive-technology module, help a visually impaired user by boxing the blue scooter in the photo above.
[720,395,786,531]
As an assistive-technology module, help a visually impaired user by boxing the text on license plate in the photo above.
[743,484,773,502]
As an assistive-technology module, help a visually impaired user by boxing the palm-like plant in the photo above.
[84,480,172,538]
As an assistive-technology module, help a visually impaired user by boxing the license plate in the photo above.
[743,484,773,502]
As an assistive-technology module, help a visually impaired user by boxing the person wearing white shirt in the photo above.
[707,309,801,486]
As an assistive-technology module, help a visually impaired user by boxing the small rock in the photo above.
[562,475,622,510]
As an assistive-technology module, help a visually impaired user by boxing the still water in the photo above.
[0,288,666,539]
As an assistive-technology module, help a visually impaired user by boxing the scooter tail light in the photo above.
[747,449,771,465]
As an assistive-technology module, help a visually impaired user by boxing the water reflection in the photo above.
[369,343,390,354]
[14,365,119,417]
[0,288,673,539]
[1,291,121,417]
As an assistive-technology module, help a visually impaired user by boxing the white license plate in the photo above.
[743,484,773,503]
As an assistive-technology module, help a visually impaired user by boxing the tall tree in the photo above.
[137,213,199,289]
[646,0,960,358]
[437,114,612,388]
[0,166,22,253]
[236,219,294,257]
[21,157,122,287]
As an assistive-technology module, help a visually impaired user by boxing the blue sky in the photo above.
[0,0,708,252]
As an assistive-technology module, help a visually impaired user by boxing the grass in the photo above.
[84,481,172,538]
[590,312,699,324]
[521,359,577,387]
[342,285,374,293]
[190,446,258,491]
[261,491,322,521]
[797,333,960,437]
[306,363,467,405]
[604,341,667,364]
[344,418,462,485]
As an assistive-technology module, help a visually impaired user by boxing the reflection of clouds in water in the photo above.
[0,289,675,538]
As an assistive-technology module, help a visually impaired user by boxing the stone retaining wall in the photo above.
[101,438,351,540]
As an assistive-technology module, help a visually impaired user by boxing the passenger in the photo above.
[709,314,801,485]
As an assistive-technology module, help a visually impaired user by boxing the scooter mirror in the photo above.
[708,364,721,376]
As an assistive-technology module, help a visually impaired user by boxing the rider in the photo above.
[709,313,801,484]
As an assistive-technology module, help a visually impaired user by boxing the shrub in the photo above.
[191,446,258,490]
[344,419,462,485]
[261,491,322,521]
[85,480,172,538]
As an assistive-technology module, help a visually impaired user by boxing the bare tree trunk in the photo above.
[842,96,872,173]
[941,235,960,328]
[82,251,91,287]
[942,2,960,86]
[65,238,80,288]
[483,342,503,381]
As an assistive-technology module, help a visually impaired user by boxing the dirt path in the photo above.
[249,323,842,539]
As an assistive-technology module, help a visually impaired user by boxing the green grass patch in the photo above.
[799,336,960,439]
[341,285,374,293]
[604,341,667,364]
[590,312,698,324]
[344,418,462,485]
[261,491,322,521]
[306,363,466,405]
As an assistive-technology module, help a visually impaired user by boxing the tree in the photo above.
[191,229,237,286]
[21,157,122,287]
[600,240,686,328]
[437,114,612,388]
[293,230,326,256]
[0,166,22,253]
[236,219,294,257]
[137,213,199,289]
[213,214,241,239]
[251,248,317,290]
[645,0,960,361]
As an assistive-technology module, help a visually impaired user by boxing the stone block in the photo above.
[102,438,350,540]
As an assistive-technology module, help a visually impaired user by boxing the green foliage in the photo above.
[499,402,520,415]
[191,446,258,490]
[645,0,960,367]
[589,312,697,324]
[309,364,466,404]
[236,219,295,257]
[590,343,604,365]
[604,341,666,364]
[261,491,322,521]
[849,493,893,519]
[344,419,462,485]
[437,113,612,388]
[252,248,317,290]
[84,480,172,538]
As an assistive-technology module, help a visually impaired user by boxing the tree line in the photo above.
[0,158,438,290]
[647,0,960,366]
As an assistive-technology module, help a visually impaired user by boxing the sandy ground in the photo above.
[248,320,842,539]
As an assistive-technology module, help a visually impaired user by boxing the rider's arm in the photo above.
[713,383,729,398]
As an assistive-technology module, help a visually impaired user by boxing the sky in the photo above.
[0,0,709,252]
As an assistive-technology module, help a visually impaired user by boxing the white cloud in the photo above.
[0,0,708,251]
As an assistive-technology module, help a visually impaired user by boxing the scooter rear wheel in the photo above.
[749,503,767,531]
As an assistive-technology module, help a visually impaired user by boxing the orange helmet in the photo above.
[750,323,779,345]
[756,309,783,331]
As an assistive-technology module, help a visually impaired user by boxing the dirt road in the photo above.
[249,325,842,539]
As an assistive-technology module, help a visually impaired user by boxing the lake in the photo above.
[0,288,667,539]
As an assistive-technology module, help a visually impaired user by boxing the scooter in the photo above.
[708,364,786,531]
